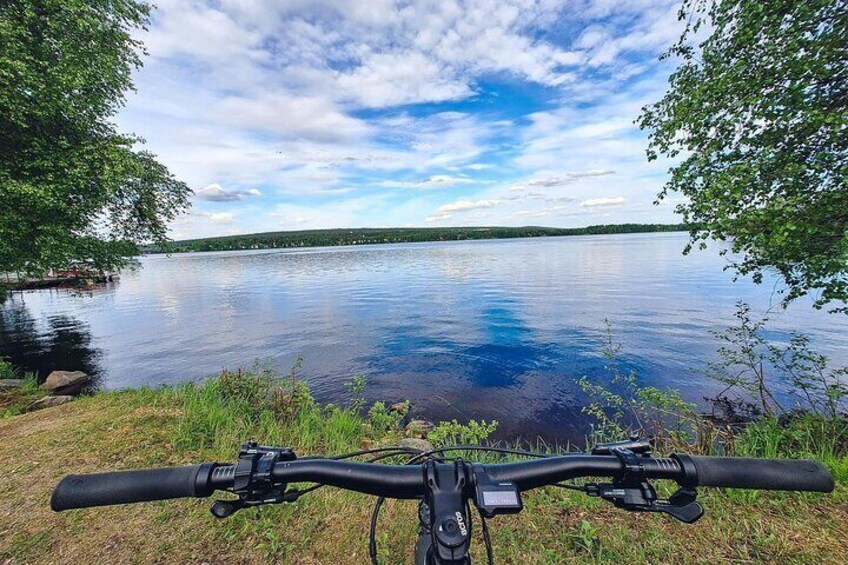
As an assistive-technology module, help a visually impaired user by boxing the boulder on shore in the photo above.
[40,371,91,396]
[0,379,24,391]
[405,419,435,438]
[28,395,74,411]
[399,437,433,453]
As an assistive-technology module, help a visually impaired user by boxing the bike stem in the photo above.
[420,460,472,564]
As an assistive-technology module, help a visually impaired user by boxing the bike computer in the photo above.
[472,464,523,518]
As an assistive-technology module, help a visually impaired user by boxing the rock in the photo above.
[0,379,24,391]
[41,370,91,395]
[390,401,410,414]
[399,437,433,453]
[28,395,74,410]
[405,419,435,438]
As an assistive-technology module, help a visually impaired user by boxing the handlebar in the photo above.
[685,455,834,491]
[51,465,213,511]
[51,453,834,512]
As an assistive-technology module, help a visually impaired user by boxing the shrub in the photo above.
[268,357,314,423]
[707,303,848,417]
[579,314,848,472]
[367,401,404,437]
[344,374,367,411]
[428,419,498,447]
[217,365,275,414]
[578,320,699,453]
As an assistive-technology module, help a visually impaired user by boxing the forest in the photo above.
[149,223,691,253]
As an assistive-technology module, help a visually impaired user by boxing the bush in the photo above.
[268,358,314,423]
[579,314,848,474]
[367,401,404,437]
[428,419,498,447]
[707,303,848,417]
[578,320,699,453]
[344,374,367,411]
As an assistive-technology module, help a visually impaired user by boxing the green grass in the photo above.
[0,359,41,418]
[731,414,848,482]
[1,366,846,564]
[0,358,18,380]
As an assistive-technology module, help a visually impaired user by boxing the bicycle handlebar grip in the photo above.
[686,456,834,492]
[51,465,208,511]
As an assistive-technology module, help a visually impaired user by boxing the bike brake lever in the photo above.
[585,482,704,524]
[654,487,704,523]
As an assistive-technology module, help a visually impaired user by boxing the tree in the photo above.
[638,0,847,312]
[0,0,190,276]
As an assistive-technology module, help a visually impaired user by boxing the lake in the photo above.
[2,232,846,442]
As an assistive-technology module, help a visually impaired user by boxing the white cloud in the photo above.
[337,51,472,108]
[426,198,503,222]
[195,184,262,202]
[215,91,371,143]
[209,212,237,223]
[113,1,690,236]
[580,196,626,207]
[510,170,616,191]
[377,175,478,189]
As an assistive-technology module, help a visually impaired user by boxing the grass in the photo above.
[0,359,41,418]
[1,366,847,564]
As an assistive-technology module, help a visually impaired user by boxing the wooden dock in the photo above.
[2,274,119,291]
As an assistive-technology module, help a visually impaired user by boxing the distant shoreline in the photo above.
[144,223,691,254]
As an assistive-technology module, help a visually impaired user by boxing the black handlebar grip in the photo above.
[685,456,834,492]
[51,465,210,511]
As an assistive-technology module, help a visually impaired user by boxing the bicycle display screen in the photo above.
[475,478,523,518]
[482,490,520,507]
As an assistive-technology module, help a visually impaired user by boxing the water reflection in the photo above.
[0,296,102,387]
[0,233,846,442]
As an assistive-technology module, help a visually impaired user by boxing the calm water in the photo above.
[2,233,846,441]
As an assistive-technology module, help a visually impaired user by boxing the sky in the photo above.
[117,0,689,239]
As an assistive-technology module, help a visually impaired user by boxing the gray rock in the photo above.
[399,437,433,453]
[28,395,74,410]
[41,370,91,395]
[0,379,23,391]
[405,419,435,438]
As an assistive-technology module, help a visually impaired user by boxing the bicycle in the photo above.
[51,437,834,564]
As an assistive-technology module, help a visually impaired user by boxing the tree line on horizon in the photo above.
[148,224,691,253]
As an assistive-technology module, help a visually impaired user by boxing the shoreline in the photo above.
[145,223,691,255]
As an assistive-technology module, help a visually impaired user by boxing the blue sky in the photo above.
[117,0,688,239]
